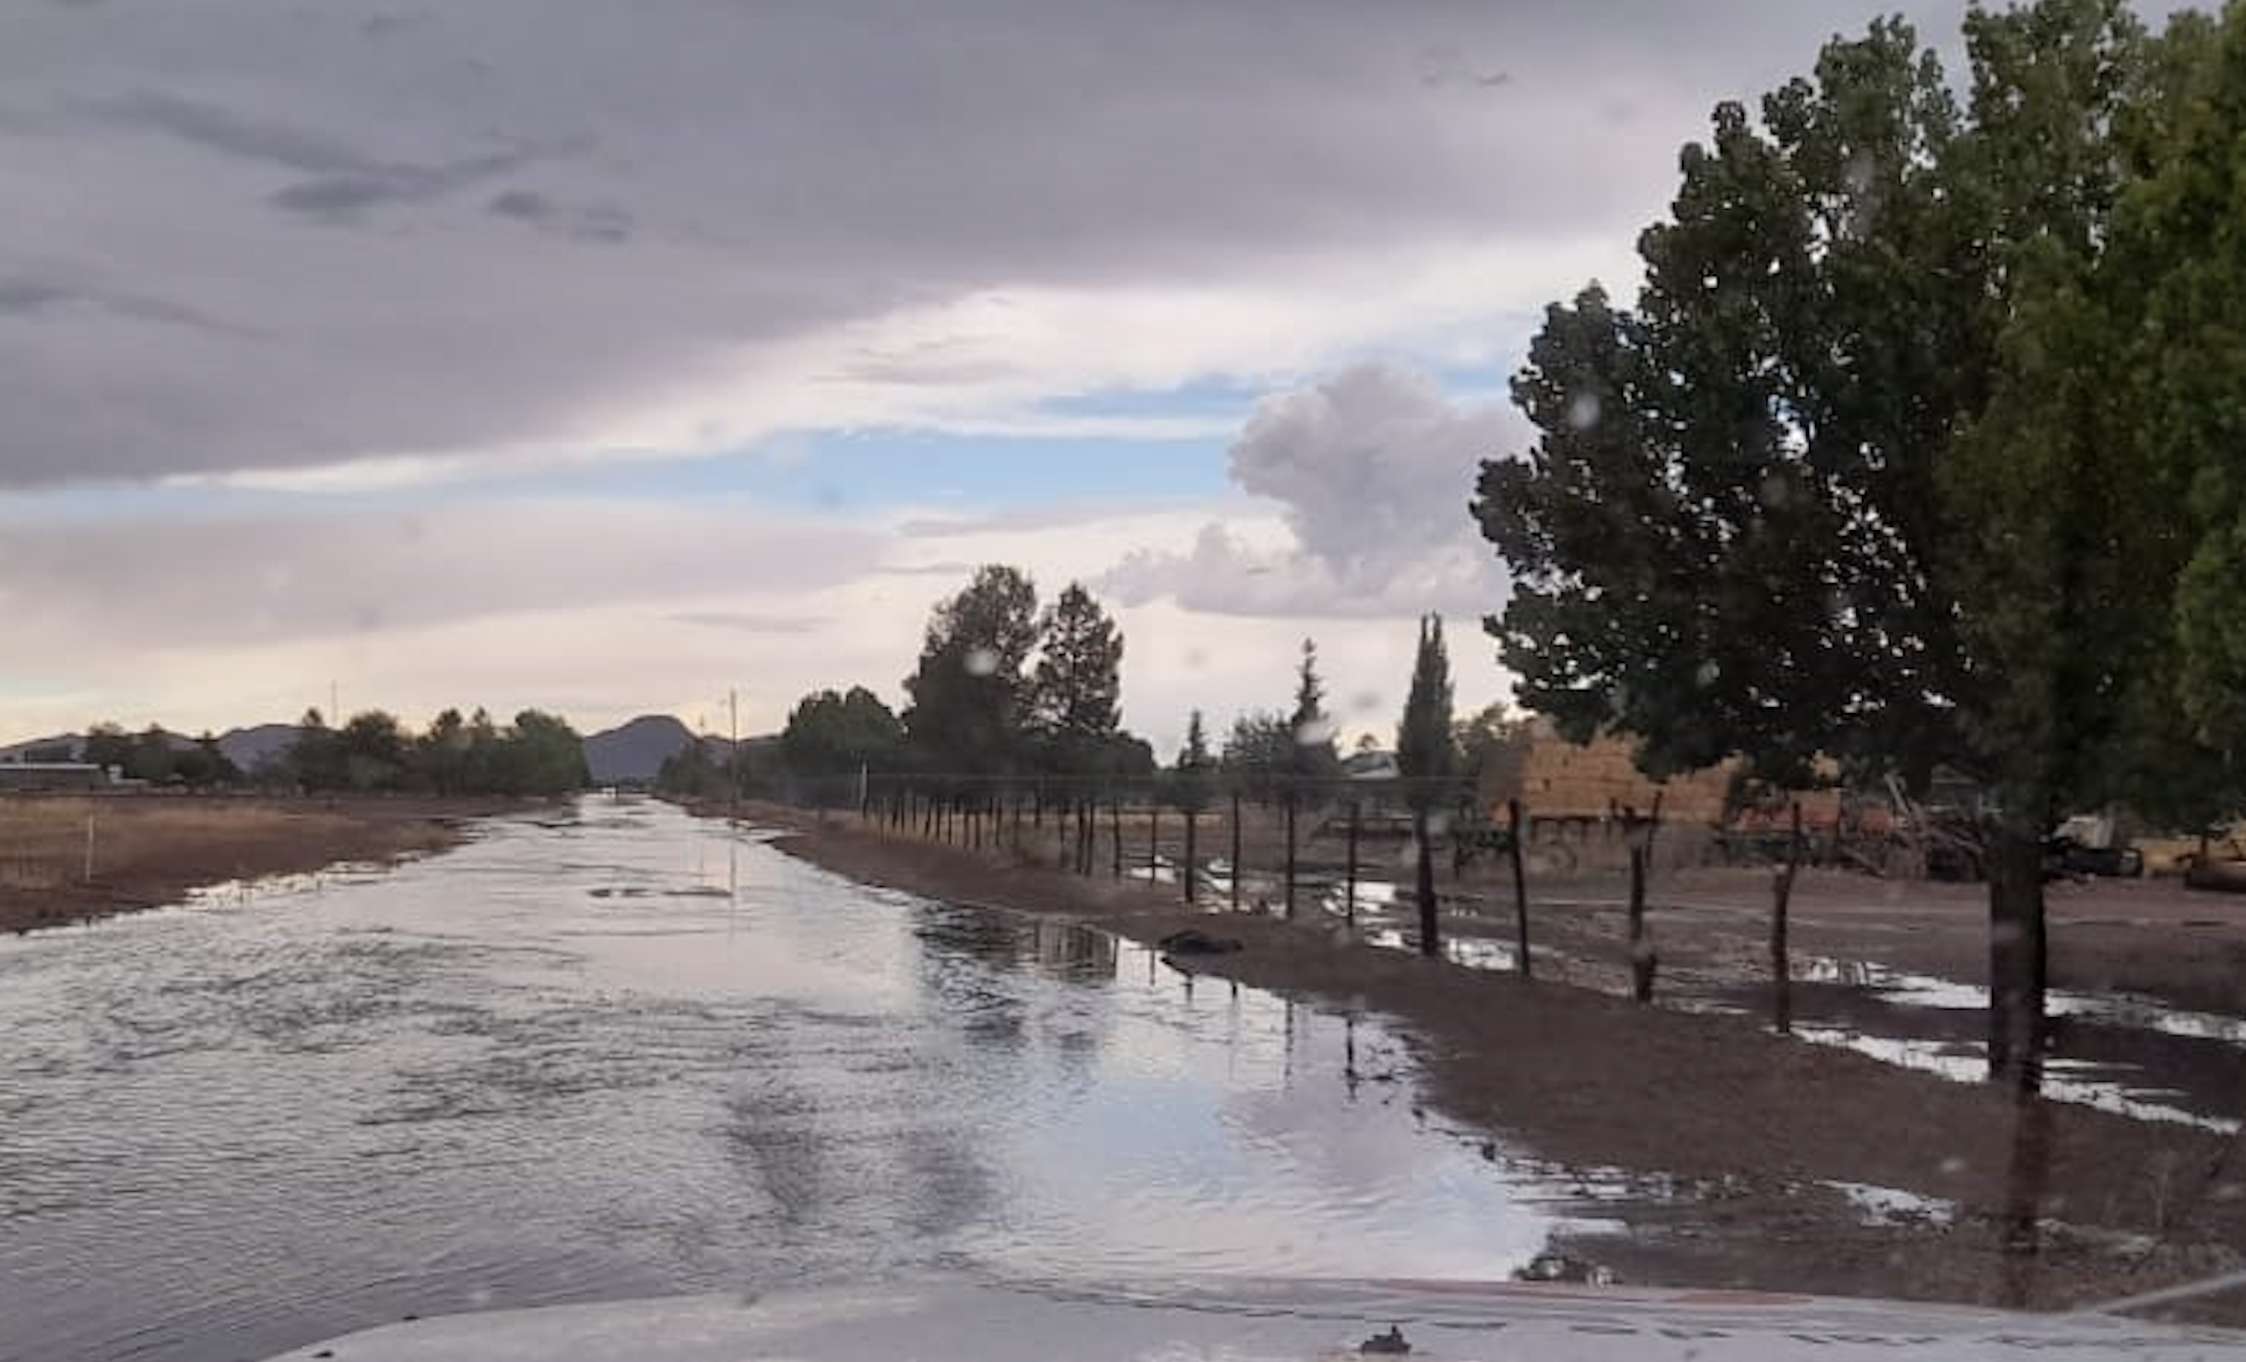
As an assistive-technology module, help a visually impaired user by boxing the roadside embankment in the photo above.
[0,794,515,933]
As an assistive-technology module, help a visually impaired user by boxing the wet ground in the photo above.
[1252,865,2246,1136]
[0,796,1626,1362]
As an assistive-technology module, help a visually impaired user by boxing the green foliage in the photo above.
[902,564,1041,775]
[81,722,133,774]
[1220,710,1292,803]
[1474,0,2230,826]
[1172,710,1215,812]
[782,686,904,779]
[1395,614,1458,808]
[1029,582,1125,772]
[1286,638,1341,783]
[172,733,240,788]
[279,704,587,795]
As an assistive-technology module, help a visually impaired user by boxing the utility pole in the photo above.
[728,687,739,823]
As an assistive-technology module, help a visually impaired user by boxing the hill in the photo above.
[582,714,698,785]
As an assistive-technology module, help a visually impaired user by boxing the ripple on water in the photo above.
[0,796,1620,1362]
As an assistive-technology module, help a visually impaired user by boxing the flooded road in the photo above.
[0,797,1590,1362]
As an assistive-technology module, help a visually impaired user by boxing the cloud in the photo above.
[1102,364,1516,618]
[666,610,828,635]
[0,500,883,650]
[0,0,1952,489]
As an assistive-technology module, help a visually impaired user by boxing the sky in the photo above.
[0,0,1984,754]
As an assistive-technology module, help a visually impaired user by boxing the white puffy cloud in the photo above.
[1102,364,1517,618]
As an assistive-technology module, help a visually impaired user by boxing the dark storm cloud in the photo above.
[0,0,1975,489]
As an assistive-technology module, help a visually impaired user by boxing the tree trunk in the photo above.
[1987,821,2049,1089]
[1110,799,1123,879]
[1628,845,1655,1002]
[1771,801,1802,1034]
[1414,805,1438,957]
[1508,799,1531,980]
[1149,806,1160,883]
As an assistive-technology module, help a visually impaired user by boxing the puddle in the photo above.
[1718,958,2246,1132]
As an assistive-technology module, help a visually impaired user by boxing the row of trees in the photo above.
[282,707,589,795]
[75,724,242,787]
[1475,0,2246,1086]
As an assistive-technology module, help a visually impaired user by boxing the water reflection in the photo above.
[0,797,1597,1362]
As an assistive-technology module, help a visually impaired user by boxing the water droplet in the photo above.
[1567,390,1601,432]
[1295,717,1336,747]
[1939,1156,1967,1176]
[963,647,999,677]
[1694,659,1721,688]
[1758,472,1790,509]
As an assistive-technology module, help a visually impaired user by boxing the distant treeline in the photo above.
[72,708,589,796]
[656,564,1518,808]
[281,708,588,795]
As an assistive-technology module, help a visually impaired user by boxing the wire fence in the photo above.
[754,769,1841,1025]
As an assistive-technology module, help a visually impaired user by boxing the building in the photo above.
[0,762,113,792]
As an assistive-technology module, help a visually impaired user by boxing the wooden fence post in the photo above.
[1283,793,1298,920]
[1184,808,1199,906]
[1772,800,1803,1033]
[1345,801,1360,928]
[1509,798,1531,980]
[1230,791,1243,913]
[1149,806,1161,883]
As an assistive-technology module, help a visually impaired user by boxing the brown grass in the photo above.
[0,794,496,932]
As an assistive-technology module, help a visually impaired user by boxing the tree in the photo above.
[1288,638,1341,784]
[285,708,348,791]
[1175,711,1214,810]
[340,711,408,791]
[2114,5,2246,825]
[782,686,905,797]
[902,565,1040,777]
[173,733,241,788]
[1029,581,1124,775]
[1455,701,1525,800]
[500,709,591,795]
[129,726,176,784]
[81,722,132,774]
[418,708,469,795]
[1221,711,1292,803]
[1474,1,2208,1086]
[1396,614,1458,957]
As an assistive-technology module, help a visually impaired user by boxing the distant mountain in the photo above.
[0,732,83,762]
[216,723,302,773]
[0,725,299,769]
[582,714,698,785]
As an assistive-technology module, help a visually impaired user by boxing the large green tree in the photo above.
[782,686,905,789]
[1029,581,1125,775]
[902,565,1040,777]
[1396,614,1458,956]
[1475,0,2218,1085]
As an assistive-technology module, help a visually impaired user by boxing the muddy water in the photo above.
[0,797,1593,1362]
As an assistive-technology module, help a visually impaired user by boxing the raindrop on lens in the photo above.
[964,647,999,677]
[1567,391,1602,431]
